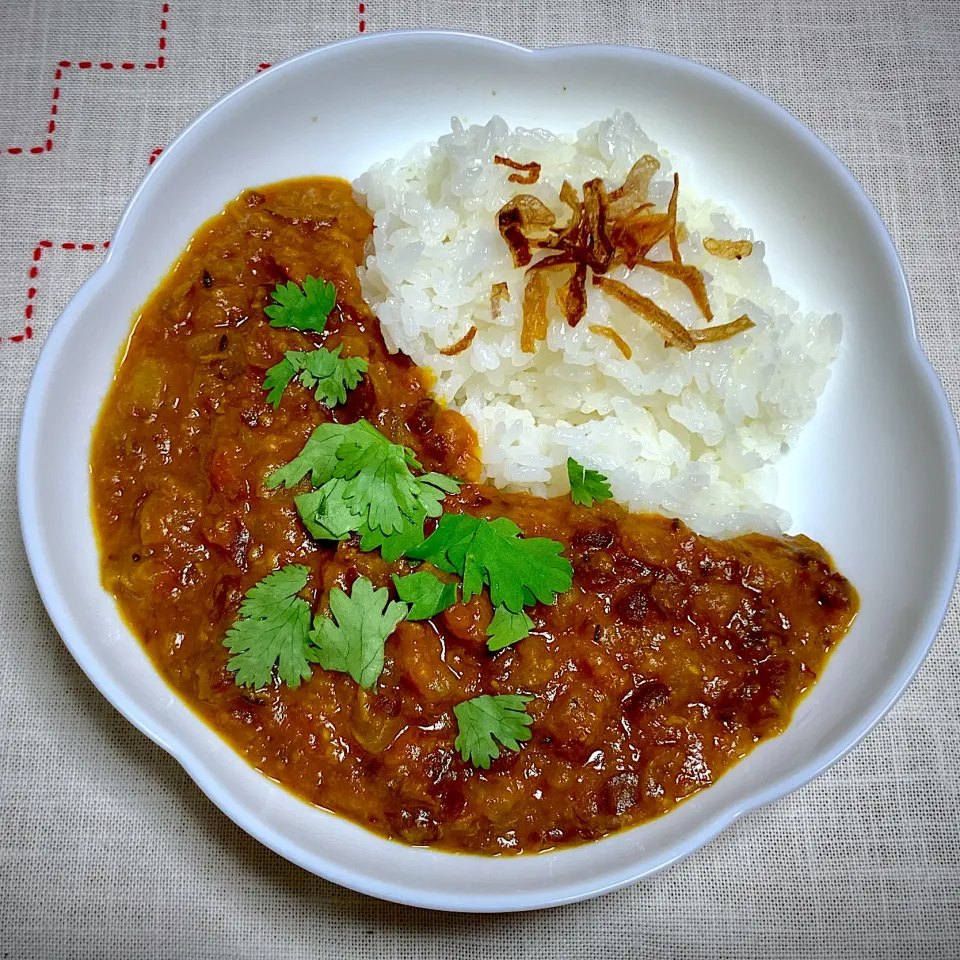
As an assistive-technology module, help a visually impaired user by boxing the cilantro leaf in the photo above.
[294,481,356,541]
[353,471,460,557]
[264,276,336,332]
[336,439,425,535]
[567,457,613,507]
[453,694,535,769]
[298,345,367,407]
[262,346,368,410]
[295,480,430,558]
[407,514,573,613]
[392,571,458,620]
[358,511,428,563]
[419,472,462,497]
[268,421,460,549]
[308,576,408,689]
[263,355,299,408]
[485,606,533,651]
[266,422,360,490]
[223,565,314,689]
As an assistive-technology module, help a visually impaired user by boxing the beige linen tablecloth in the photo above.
[1,1,958,956]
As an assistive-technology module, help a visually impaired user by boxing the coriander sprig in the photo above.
[268,420,460,561]
[453,694,535,768]
[407,513,573,613]
[223,570,410,692]
[222,565,314,689]
[485,606,534,651]
[263,346,367,409]
[393,571,458,621]
[567,457,613,507]
[309,577,408,689]
[265,276,336,332]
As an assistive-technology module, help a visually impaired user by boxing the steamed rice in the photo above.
[354,113,839,536]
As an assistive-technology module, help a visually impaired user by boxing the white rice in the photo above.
[354,113,840,536]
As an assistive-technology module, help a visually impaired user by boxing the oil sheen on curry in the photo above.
[91,177,858,854]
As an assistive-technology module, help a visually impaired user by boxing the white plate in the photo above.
[17,31,960,912]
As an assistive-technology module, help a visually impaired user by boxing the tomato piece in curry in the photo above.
[90,177,858,854]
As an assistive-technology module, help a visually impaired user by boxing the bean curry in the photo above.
[91,177,858,854]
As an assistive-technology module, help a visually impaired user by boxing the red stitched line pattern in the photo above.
[5,3,374,347]
[4,3,169,156]
[258,1,368,66]
[8,145,164,346]
[10,241,110,344]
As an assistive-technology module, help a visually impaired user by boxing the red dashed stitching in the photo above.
[3,3,169,156]
[259,0,367,69]
[4,2,373,345]
[7,147,162,345]
[8,240,109,345]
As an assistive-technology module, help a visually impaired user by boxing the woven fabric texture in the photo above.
[1,1,958,957]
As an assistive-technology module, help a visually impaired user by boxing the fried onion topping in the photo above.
[439,325,478,357]
[497,195,557,267]
[588,324,632,359]
[592,276,695,352]
[639,257,714,322]
[607,155,660,218]
[703,237,754,260]
[493,157,757,355]
[557,263,588,327]
[688,314,755,343]
[491,282,511,320]
[494,155,542,185]
[520,271,550,353]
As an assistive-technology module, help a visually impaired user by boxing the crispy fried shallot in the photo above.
[521,271,550,353]
[668,224,689,264]
[439,325,478,357]
[526,252,578,273]
[557,263,588,327]
[491,282,510,320]
[496,158,756,355]
[703,237,754,260]
[589,324,632,359]
[533,185,581,253]
[497,195,557,267]
[607,155,660,218]
[640,257,714,322]
[499,217,532,267]
[581,178,615,272]
[609,173,680,268]
[594,276,753,350]
[688,314,755,343]
[494,155,542,185]
[592,276,695,352]
[668,227,682,265]
[559,180,581,224]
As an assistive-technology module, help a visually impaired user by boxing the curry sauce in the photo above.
[90,178,858,853]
